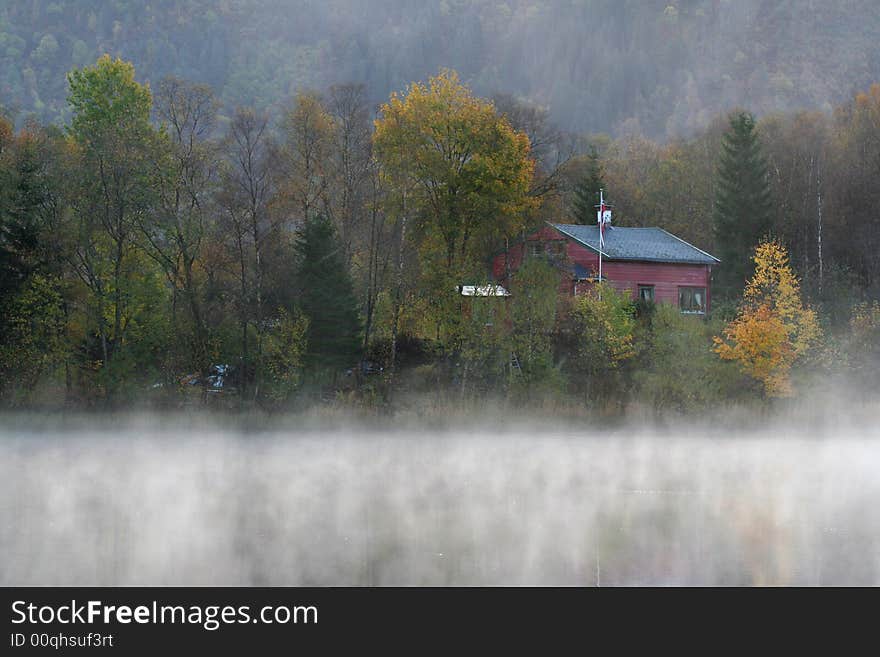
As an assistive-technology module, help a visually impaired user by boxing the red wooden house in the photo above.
[491,223,719,314]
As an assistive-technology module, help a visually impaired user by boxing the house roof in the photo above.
[549,223,720,265]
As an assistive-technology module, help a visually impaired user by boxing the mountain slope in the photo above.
[1,1,878,137]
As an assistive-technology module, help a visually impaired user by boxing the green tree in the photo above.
[0,274,69,403]
[0,119,72,401]
[294,214,361,374]
[565,283,637,404]
[65,55,163,394]
[713,110,772,298]
[845,301,880,389]
[0,118,42,303]
[570,145,604,224]
[458,291,511,398]
[634,304,734,412]
[509,257,561,390]
[263,307,309,401]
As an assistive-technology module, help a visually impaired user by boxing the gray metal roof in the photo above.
[550,223,719,265]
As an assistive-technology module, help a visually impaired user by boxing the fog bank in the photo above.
[2,412,879,586]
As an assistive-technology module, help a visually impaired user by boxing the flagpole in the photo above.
[595,189,612,300]
[598,188,603,286]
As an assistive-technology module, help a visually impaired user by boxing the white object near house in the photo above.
[458,284,511,297]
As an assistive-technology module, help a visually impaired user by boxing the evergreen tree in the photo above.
[713,111,772,299]
[571,145,604,224]
[0,119,43,304]
[294,214,362,374]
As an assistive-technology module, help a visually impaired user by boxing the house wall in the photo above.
[491,226,565,278]
[491,227,574,296]
[491,227,713,311]
[594,261,711,310]
[566,241,599,270]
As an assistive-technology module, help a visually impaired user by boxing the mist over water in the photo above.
[2,407,879,586]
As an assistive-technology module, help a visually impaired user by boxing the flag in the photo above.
[597,201,611,249]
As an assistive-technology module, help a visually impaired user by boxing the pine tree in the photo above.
[713,111,772,299]
[571,145,604,224]
[294,214,362,374]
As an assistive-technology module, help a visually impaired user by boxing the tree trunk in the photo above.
[183,257,208,371]
[237,231,248,398]
[390,190,407,374]
[253,212,263,402]
[816,154,823,293]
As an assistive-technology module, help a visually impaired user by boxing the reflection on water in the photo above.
[1,416,879,585]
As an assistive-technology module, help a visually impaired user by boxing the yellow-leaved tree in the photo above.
[373,69,536,343]
[714,240,821,396]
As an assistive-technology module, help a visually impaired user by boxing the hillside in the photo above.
[2,0,879,137]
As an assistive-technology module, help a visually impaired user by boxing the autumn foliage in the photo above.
[373,69,535,274]
[372,69,535,344]
[714,240,821,397]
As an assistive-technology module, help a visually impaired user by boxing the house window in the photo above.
[638,285,655,302]
[528,240,565,258]
[547,241,565,257]
[678,286,706,314]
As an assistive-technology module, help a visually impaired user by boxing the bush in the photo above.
[634,304,747,412]
[508,258,562,394]
[262,308,309,402]
[563,283,636,404]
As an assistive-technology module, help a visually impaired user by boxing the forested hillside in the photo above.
[2,0,879,137]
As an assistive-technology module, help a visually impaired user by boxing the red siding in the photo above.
[566,241,599,269]
[598,261,711,309]
[492,226,569,281]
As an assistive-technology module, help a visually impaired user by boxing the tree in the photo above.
[493,92,574,200]
[458,290,511,398]
[634,303,734,412]
[625,128,721,249]
[0,121,72,401]
[759,111,829,297]
[294,214,361,375]
[0,274,69,402]
[714,240,821,397]
[373,69,535,342]
[65,55,161,392]
[844,301,880,388]
[565,283,637,403]
[570,145,604,224]
[600,133,661,227]
[712,110,772,298]
[828,84,880,294]
[0,118,47,303]
[326,83,374,264]
[509,257,561,389]
[148,76,219,375]
[262,307,309,402]
[218,106,276,398]
[278,91,334,228]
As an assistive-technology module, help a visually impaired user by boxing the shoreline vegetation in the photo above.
[2,388,878,438]
[2,57,879,416]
